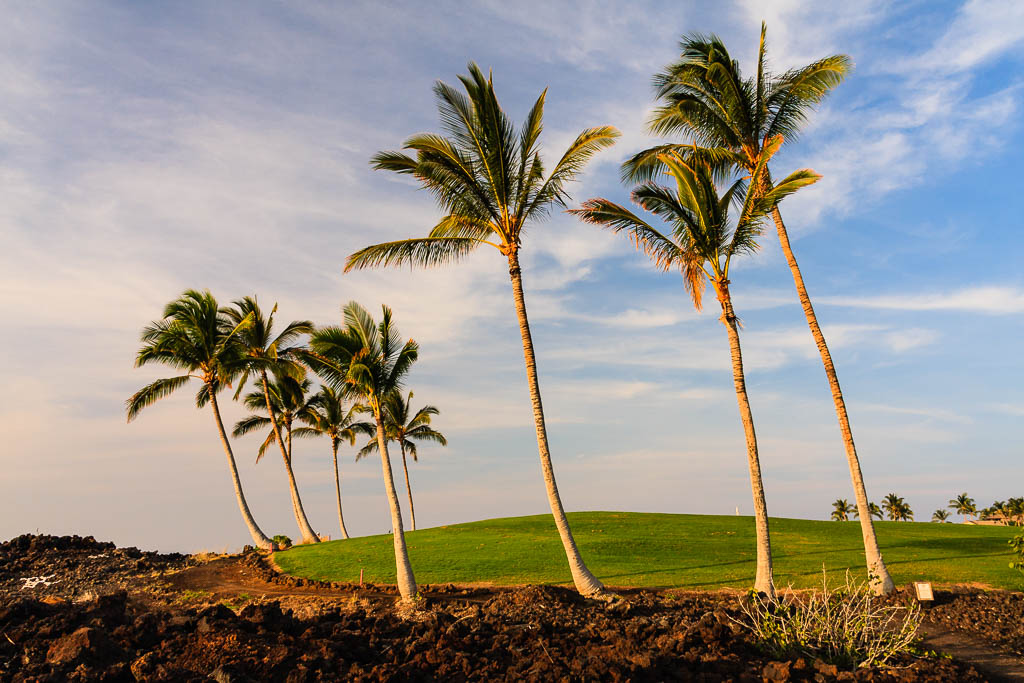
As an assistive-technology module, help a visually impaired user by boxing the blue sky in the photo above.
[1,0,1022,552]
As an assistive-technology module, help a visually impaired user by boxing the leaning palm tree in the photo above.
[227,297,319,544]
[948,493,976,523]
[357,390,448,531]
[881,494,903,522]
[295,385,375,539]
[302,302,420,600]
[831,499,855,522]
[624,25,895,595]
[126,289,275,550]
[345,62,619,597]
[572,146,818,598]
[931,509,950,523]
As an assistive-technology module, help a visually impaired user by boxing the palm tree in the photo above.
[624,25,895,596]
[572,147,817,598]
[345,63,619,597]
[881,493,904,522]
[895,500,914,522]
[294,385,375,539]
[302,302,420,600]
[126,289,275,550]
[226,297,319,544]
[357,390,447,532]
[949,493,976,523]
[1008,497,1024,526]
[831,499,855,521]
[932,509,950,523]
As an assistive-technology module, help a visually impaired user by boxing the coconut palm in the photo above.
[126,289,275,550]
[294,385,375,539]
[831,499,855,522]
[624,25,895,595]
[932,509,950,523]
[1008,497,1024,526]
[881,493,904,522]
[345,62,619,597]
[895,501,914,522]
[226,297,319,544]
[302,302,420,600]
[572,147,818,598]
[948,493,976,523]
[357,390,447,531]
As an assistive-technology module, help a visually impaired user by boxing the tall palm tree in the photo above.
[357,390,448,531]
[932,509,950,523]
[881,493,904,522]
[948,493,976,523]
[572,147,818,598]
[126,289,275,550]
[294,385,375,539]
[227,297,319,544]
[624,25,895,595]
[302,302,420,600]
[831,499,855,522]
[345,63,619,597]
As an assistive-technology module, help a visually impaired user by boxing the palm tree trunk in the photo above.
[399,442,417,531]
[770,207,894,595]
[261,373,319,545]
[507,250,605,597]
[376,417,417,600]
[331,439,350,539]
[208,390,275,550]
[714,280,775,598]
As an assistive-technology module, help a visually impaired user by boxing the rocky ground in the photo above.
[0,534,1021,682]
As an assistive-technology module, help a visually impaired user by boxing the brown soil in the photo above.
[1,534,1018,681]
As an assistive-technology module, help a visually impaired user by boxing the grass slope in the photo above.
[274,512,1024,591]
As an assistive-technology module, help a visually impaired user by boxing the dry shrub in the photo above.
[733,569,920,669]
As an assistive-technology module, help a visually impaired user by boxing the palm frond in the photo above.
[125,375,192,422]
[345,237,485,272]
[570,198,683,272]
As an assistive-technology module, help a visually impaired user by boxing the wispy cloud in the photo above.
[818,286,1024,314]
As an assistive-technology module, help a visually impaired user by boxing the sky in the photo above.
[2,0,1022,553]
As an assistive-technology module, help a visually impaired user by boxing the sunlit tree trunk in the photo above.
[771,207,894,595]
[508,250,605,597]
[400,442,417,531]
[376,417,417,600]
[261,372,320,544]
[714,280,775,598]
[331,439,350,539]
[209,390,275,550]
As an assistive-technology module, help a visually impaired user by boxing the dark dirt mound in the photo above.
[0,534,192,603]
[925,588,1024,656]
[0,535,1007,681]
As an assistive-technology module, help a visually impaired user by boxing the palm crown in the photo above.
[623,23,851,184]
[345,62,619,271]
[295,385,374,449]
[127,289,251,420]
[225,296,312,396]
[233,376,317,462]
[357,390,448,461]
[304,302,419,414]
[573,145,818,308]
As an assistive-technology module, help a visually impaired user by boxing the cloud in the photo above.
[818,286,1024,314]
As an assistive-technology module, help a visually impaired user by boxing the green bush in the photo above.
[272,534,292,549]
[734,570,920,669]
[1010,535,1024,575]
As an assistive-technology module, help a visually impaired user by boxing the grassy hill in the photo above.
[274,512,1024,591]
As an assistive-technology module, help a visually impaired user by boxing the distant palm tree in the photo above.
[303,303,421,601]
[1008,497,1024,526]
[345,63,619,597]
[948,493,976,523]
[931,509,950,523]
[854,502,884,521]
[895,501,914,522]
[227,297,319,544]
[622,24,897,596]
[357,390,447,531]
[126,289,275,550]
[294,386,375,539]
[831,499,855,522]
[572,147,817,599]
[881,493,904,522]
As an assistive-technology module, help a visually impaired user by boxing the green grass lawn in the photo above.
[274,512,1024,591]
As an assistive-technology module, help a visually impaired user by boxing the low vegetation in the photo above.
[735,571,920,668]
